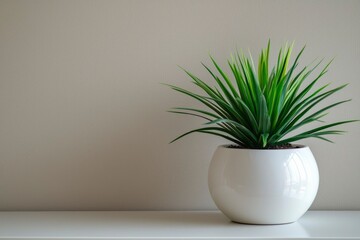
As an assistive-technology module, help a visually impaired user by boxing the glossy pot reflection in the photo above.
[208,145,319,224]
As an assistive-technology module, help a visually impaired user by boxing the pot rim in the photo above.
[218,144,308,151]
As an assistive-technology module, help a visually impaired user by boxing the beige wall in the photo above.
[0,0,359,210]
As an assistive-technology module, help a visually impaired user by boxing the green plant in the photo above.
[167,41,357,149]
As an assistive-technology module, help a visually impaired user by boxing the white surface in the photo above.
[0,211,359,239]
[208,145,319,224]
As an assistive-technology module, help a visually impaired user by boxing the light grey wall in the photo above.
[0,0,359,210]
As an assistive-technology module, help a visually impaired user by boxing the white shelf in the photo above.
[0,211,359,239]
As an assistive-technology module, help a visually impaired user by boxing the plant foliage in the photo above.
[167,41,356,149]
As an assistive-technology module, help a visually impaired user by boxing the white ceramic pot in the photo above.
[208,144,319,225]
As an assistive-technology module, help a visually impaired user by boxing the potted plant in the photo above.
[167,41,357,224]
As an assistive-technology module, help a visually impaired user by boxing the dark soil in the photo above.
[227,143,303,149]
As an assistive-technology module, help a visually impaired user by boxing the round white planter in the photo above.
[208,144,319,225]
